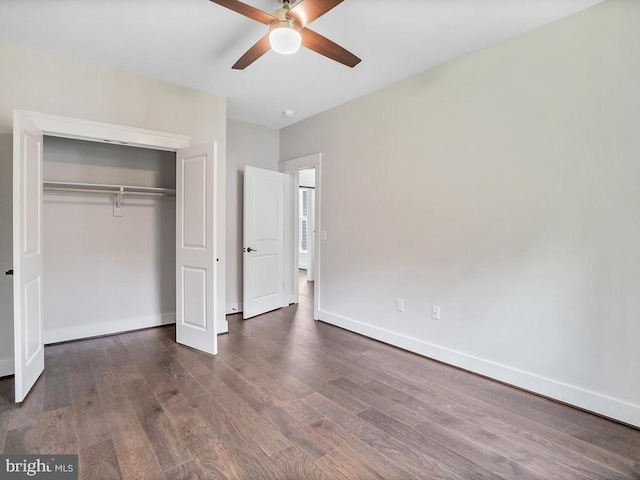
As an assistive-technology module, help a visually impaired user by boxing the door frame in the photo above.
[279,153,321,319]
[10,110,227,376]
[16,111,192,151]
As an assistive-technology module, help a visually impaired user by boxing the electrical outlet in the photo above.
[432,305,441,320]
[396,298,404,312]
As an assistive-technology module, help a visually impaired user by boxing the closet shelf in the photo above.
[43,181,176,197]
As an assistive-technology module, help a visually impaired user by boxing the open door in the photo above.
[243,166,285,319]
[176,143,218,355]
[13,110,45,402]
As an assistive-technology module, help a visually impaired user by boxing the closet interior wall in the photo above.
[43,136,176,343]
[0,135,12,374]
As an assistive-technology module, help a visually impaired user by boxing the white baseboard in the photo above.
[44,313,176,344]
[0,357,13,377]
[317,309,640,428]
[226,302,242,315]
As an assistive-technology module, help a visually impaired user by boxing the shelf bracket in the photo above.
[113,188,124,217]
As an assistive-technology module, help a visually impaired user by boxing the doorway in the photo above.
[279,153,321,320]
[298,168,315,283]
[41,137,176,344]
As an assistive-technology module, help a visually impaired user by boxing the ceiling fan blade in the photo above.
[209,0,276,25]
[232,34,271,70]
[287,0,344,27]
[301,28,360,68]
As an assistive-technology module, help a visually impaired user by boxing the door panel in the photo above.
[24,278,42,360]
[176,143,218,355]
[13,110,45,402]
[253,254,279,298]
[182,156,207,248]
[243,166,285,319]
[182,267,207,329]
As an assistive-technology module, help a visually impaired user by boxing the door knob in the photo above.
[5,269,13,275]
[246,247,258,253]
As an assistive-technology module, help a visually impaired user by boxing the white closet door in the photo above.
[243,166,285,319]
[176,143,218,355]
[13,110,45,402]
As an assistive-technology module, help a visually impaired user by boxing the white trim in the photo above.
[44,313,176,345]
[19,110,191,151]
[0,358,13,377]
[317,309,640,428]
[280,153,321,173]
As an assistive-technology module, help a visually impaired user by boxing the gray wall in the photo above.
[0,135,12,375]
[280,0,640,426]
[226,119,279,313]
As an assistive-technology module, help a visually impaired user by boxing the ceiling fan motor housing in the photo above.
[271,5,298,23]
[269,7,301,54]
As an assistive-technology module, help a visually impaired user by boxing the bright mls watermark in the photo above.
[0,455,77,479]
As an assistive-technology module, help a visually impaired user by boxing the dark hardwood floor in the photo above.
[1,271,639,479]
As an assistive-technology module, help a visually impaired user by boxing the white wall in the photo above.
[299,168,315,188]
[280,0,640,427]
[226,119,279,313]
[0,41,226,372]
[42,137,176,343]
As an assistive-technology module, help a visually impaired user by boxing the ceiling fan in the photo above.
[209,0,361,70]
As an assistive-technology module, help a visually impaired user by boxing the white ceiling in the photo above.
[0,0,603,129]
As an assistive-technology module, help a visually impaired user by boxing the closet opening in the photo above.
[12,110,223,402]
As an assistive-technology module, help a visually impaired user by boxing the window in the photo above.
[299,188,310,253]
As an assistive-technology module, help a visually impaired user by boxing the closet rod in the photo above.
[43,181,176,197]
[43,187,173,197]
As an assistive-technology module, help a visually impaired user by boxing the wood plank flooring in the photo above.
[1,273,639,479]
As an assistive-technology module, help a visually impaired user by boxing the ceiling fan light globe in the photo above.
[269,21,302,54]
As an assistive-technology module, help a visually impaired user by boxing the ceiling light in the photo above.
[282,109,294,118]
[269,20,301,54]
